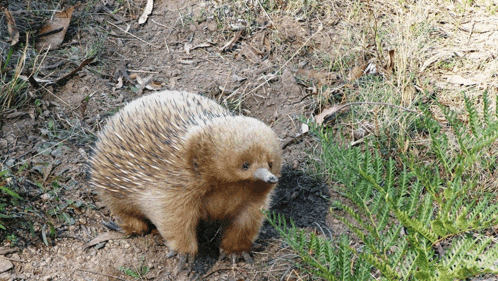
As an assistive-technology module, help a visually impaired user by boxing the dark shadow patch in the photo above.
[259,165,332,240]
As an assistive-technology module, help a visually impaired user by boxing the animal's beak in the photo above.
[254,168,278,184]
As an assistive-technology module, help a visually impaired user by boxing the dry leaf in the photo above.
[129,73,138,80]
[348,63,367,81]
[192,42,212,50]
[281,69,301,94]
[36,6,76,51]
[115,76,123,89]
[251,31,270,54]
[4,8,19,45]
[386,49,395,71]
[300,123,309,134]
[85,232,124,249]
[145,80,164,90]
[402,84,416,106]
[185,43,193,54]
[220,31,242,52]
[446,75,477,86]
[420,51,455,72]
[295,69,340,87]
[240,42,262,64]
[138,0,154,24]
[315,104,348,125]
[4,110,26,119]
[19,75,54,84]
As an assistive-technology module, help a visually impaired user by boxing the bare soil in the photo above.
[0,0,350,280]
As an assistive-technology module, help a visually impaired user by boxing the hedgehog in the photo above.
[89,90,282,272]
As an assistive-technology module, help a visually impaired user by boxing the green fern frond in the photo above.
[464,94,481,137]
[266,211,374,281]
[282,90,498,281]
[360,252,401,280]
[482,90,492,126]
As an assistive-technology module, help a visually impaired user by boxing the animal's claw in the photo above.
[166,250,177,259]
[101,220,122,232]
[219,249,253,264]
[241,251,254,263]
[169,252,193,276]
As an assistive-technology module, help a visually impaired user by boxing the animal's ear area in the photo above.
[185,142,201,173]
[185,134,211,174]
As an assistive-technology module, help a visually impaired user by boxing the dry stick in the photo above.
[75,268,126,281]
[201,267,247,280]
[330,101,420,117]
[106,21,159,48]
[255,0,275,28]
[56,56,96,85]
[5,257,27,263]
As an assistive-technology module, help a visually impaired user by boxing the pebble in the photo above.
[124,243,130,249]
[0,255,13,273]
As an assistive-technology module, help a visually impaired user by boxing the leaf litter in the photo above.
[36,5,76,52]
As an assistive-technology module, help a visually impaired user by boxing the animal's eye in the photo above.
[242,162,250,170]
[268,162,273,169]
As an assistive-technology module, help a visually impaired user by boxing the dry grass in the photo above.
[230,0,498,193]
[241,0,498,118]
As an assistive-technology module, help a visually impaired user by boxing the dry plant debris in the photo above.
[36,5,76,52]
[3,7,19,46]
[138,0,154,24]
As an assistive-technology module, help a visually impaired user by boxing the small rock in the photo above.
[50,147,64,158]
[0,255,13,273]
[124,243,130,249]
[5,159,15,167]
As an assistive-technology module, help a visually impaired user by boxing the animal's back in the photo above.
[90,91,230,195]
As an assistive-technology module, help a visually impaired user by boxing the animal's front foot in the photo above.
[219,249,254,264]
[166,250,194,275]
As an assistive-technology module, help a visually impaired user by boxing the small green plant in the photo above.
[6,233,18,246]
[118,262,150,279]
[267,212,373,280]
[0,46,30,111]
[270,91,498,280]
[0,168,23,230]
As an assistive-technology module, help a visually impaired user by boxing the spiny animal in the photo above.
[90,90,282,271]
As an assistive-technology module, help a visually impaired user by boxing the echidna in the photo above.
[90,90,282,272]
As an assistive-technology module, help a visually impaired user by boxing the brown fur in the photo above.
[90,91,282,256]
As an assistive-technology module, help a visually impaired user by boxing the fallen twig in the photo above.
[107,20,159,48]
[75,268,126,280]
[201,266,247,280]
[56,56,96,85]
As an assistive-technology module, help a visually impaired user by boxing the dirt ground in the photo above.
[0,0,351,280]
